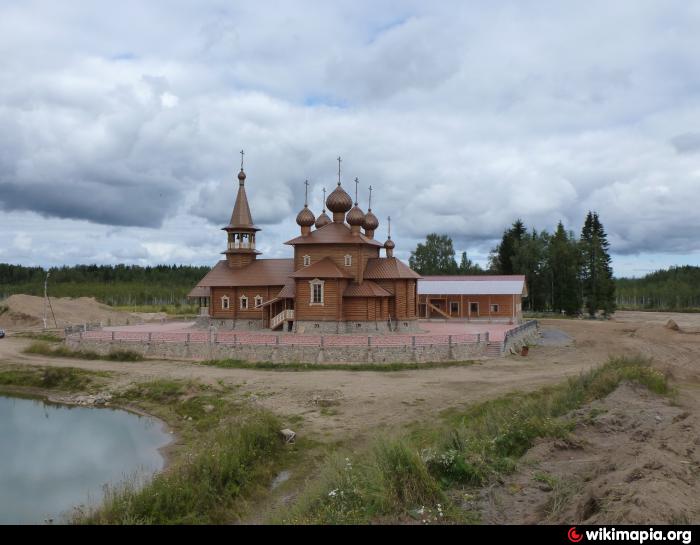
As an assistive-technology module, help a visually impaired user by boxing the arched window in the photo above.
[254,295,263,308]
[309,278,324,305]
[240,295,248,310]
[221,295,230,310]
[303,255,311,267]
[344,254,352,266]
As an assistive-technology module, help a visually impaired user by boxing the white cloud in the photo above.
[2,1,700,277]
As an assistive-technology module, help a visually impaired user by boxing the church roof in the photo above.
[277,280,296,299]
[364,257,422,280]
[186,286,211,298]
[290,257,355,278]
[343,281,392,297]
[223,170,260,231]
[284,221,383,246]
[197,259,294,287]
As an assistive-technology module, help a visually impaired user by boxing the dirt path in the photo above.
[2,311,699,442]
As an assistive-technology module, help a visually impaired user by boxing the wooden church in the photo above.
[189,156,420,333]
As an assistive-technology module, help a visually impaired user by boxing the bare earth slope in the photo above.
[0,295,137,330]
[479,382,700,524]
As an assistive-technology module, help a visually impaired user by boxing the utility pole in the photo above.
[43,271,57,329]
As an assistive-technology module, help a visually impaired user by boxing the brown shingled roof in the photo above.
[364,257,421,280]
[290,257,354,278]
[223,175,260,231]
[197,259,294,287]
[187,286,210,298]
[343,281,392,297]
[285,221,383,247]
[277,280,296,299]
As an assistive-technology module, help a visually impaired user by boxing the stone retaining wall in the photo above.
[503,320,540,354]
[66,337,487,364]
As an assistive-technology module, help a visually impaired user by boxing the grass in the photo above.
[282,355,671,524]
[200,358,478,372]
[24,341,144,362]
[13,331,64,342]
[0,365,109,391]
[72,379,297,524]
[113,304,199,315]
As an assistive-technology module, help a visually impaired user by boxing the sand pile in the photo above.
[665,319,681,331]
[0,294,136,330]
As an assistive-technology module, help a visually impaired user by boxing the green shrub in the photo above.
[77,411,283,524]
[24,342,143,362]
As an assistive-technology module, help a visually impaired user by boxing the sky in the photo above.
[2,1,700,278]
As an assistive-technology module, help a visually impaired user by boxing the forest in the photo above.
[616,266,700,311]
[0,264,209,306]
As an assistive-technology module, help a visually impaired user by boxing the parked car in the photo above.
[0,329,5,339]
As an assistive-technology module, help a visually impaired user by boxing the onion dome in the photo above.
[238,169,246,184]
[315,211,331,228]
[347,204,365,226]
[363,210,379,231]
[326,183,353,213]
[384,238,395,250]
[296,205,315,227]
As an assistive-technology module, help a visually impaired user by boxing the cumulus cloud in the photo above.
[2,1,700,276]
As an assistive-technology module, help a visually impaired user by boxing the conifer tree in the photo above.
[580,212,616,316]
[547,221,581,314]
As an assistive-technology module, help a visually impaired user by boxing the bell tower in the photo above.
[222,150,261,269]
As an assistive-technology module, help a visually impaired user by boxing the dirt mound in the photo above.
[479,382,700,524]
[665,319,681,331]
[0,294,136,331]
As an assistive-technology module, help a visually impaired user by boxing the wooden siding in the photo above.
[294,278,347,321]
[210,285,282,319]
[418,293,522,320]
[294,244,379,282]
[226,253,256,269]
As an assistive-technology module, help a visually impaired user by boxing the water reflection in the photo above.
[0,395,170,524]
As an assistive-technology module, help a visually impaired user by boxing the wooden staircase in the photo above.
[271,309,294,331]
[426,301,451,319]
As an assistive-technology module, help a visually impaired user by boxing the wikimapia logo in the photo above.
[567,527,692,544]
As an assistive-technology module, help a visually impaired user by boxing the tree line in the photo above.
[0,264,209,306]
[616,266,700,311]
[409,212,616,316]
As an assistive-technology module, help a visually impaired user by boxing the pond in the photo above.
[0,395,171,524]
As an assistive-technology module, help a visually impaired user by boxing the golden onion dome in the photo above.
[326,183,353,213]
[296,205,315,227]
[363,210,379,230]
[315,211,331,228]
[346,204,365,226]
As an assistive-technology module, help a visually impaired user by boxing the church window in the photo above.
[240,295,248,310]
[344,254,352,266]
[254,295,263,308]
[221,296,230,310]
[310,278,324,305]
[303,255,311,266]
